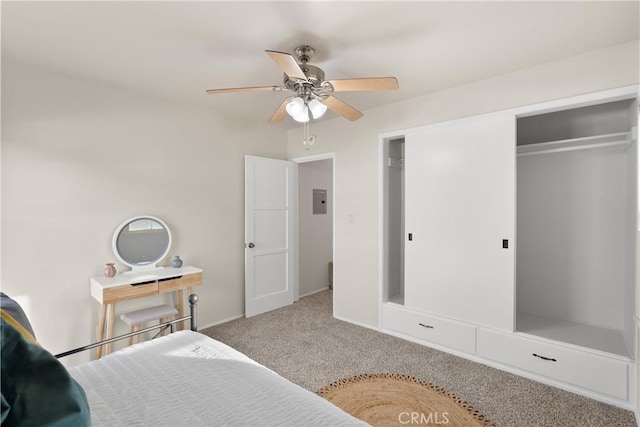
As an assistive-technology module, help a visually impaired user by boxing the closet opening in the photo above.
[515,98,638,359]
[381,136,405,306]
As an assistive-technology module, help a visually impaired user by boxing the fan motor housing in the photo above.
[284,64,325,91]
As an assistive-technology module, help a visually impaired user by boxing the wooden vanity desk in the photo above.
[90,266,202,357]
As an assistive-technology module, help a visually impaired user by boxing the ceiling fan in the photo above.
[205,45,399,123]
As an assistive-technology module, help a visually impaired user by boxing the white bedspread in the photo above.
[69,331,366,427]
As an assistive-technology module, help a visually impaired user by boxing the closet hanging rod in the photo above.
[388,158,405,168]
[517,131,631,157]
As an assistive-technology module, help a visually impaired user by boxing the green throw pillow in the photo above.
[0,318,91,426]
[0,293,36,342]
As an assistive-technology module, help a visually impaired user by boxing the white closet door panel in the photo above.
[404,115,515,331]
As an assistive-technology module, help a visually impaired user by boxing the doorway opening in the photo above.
[292,153,335,312]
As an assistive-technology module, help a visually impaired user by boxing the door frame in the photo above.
[290,152,336,315]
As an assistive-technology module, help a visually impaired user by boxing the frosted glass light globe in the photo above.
[308,98,328,119]
[286,97,305,117]
[293,106,310,123]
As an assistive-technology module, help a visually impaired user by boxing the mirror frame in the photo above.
[111,215,172,272]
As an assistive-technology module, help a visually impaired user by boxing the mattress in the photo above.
[69,331,366,426]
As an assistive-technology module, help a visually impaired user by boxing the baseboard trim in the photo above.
[334,314,381,332]
[199,314,244,330]
[299,287,330,299]
[200,290,332,329]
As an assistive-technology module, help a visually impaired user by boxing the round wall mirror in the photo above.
[112,216,172,271]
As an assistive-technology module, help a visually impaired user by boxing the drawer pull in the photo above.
[158,276,182,282]
[533,353,557,362]
[131,280,156,286]
[418,323,434,329]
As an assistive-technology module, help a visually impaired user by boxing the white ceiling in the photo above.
[2,1,638,128]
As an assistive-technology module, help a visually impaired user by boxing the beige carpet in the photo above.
[201,290,636,427]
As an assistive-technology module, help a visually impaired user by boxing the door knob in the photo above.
[248,242,255,248]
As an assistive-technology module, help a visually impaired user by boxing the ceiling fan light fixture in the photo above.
[292,105,310,123]
[286,97,305,117]
[308,98,327,119]
[206,46,398,123]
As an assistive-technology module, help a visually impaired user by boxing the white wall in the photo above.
[287,40,640,328]
[298,159,333,296]
[1,59,287,364]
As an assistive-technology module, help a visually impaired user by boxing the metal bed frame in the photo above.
[55,294,199,359]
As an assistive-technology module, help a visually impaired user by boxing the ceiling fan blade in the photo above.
[206,85,282,94]
[323,95,364,121]
[265,50,307,81]
[328,77,399,92]
[268,98,289,123]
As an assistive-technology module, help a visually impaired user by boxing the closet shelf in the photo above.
[517,131,631,157]
[516,311,632,359]
[388,294,404,305]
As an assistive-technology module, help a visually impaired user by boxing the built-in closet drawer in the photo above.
[477,329,629,400]
[383,303,476,354]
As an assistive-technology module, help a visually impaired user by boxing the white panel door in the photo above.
[245,155,295,317]
[404,114,516,331]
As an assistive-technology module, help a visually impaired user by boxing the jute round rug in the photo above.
[317,373,494,427]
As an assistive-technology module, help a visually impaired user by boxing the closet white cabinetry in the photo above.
[381,86,639,409]
[478,329,629,401]
[383,303,476,354]
[404,115,516,331]
[515,98,638,360]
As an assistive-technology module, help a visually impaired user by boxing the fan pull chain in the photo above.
[303,119,309,145]
[302,117,315,150]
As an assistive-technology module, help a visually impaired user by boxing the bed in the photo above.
[70,330,364,426]
[0,294,365,426]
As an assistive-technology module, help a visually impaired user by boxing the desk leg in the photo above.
[105,304,115,355]
[96,305,107,359]
[176,289,185,330]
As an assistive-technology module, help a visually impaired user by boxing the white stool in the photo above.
[120,304,178,346]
